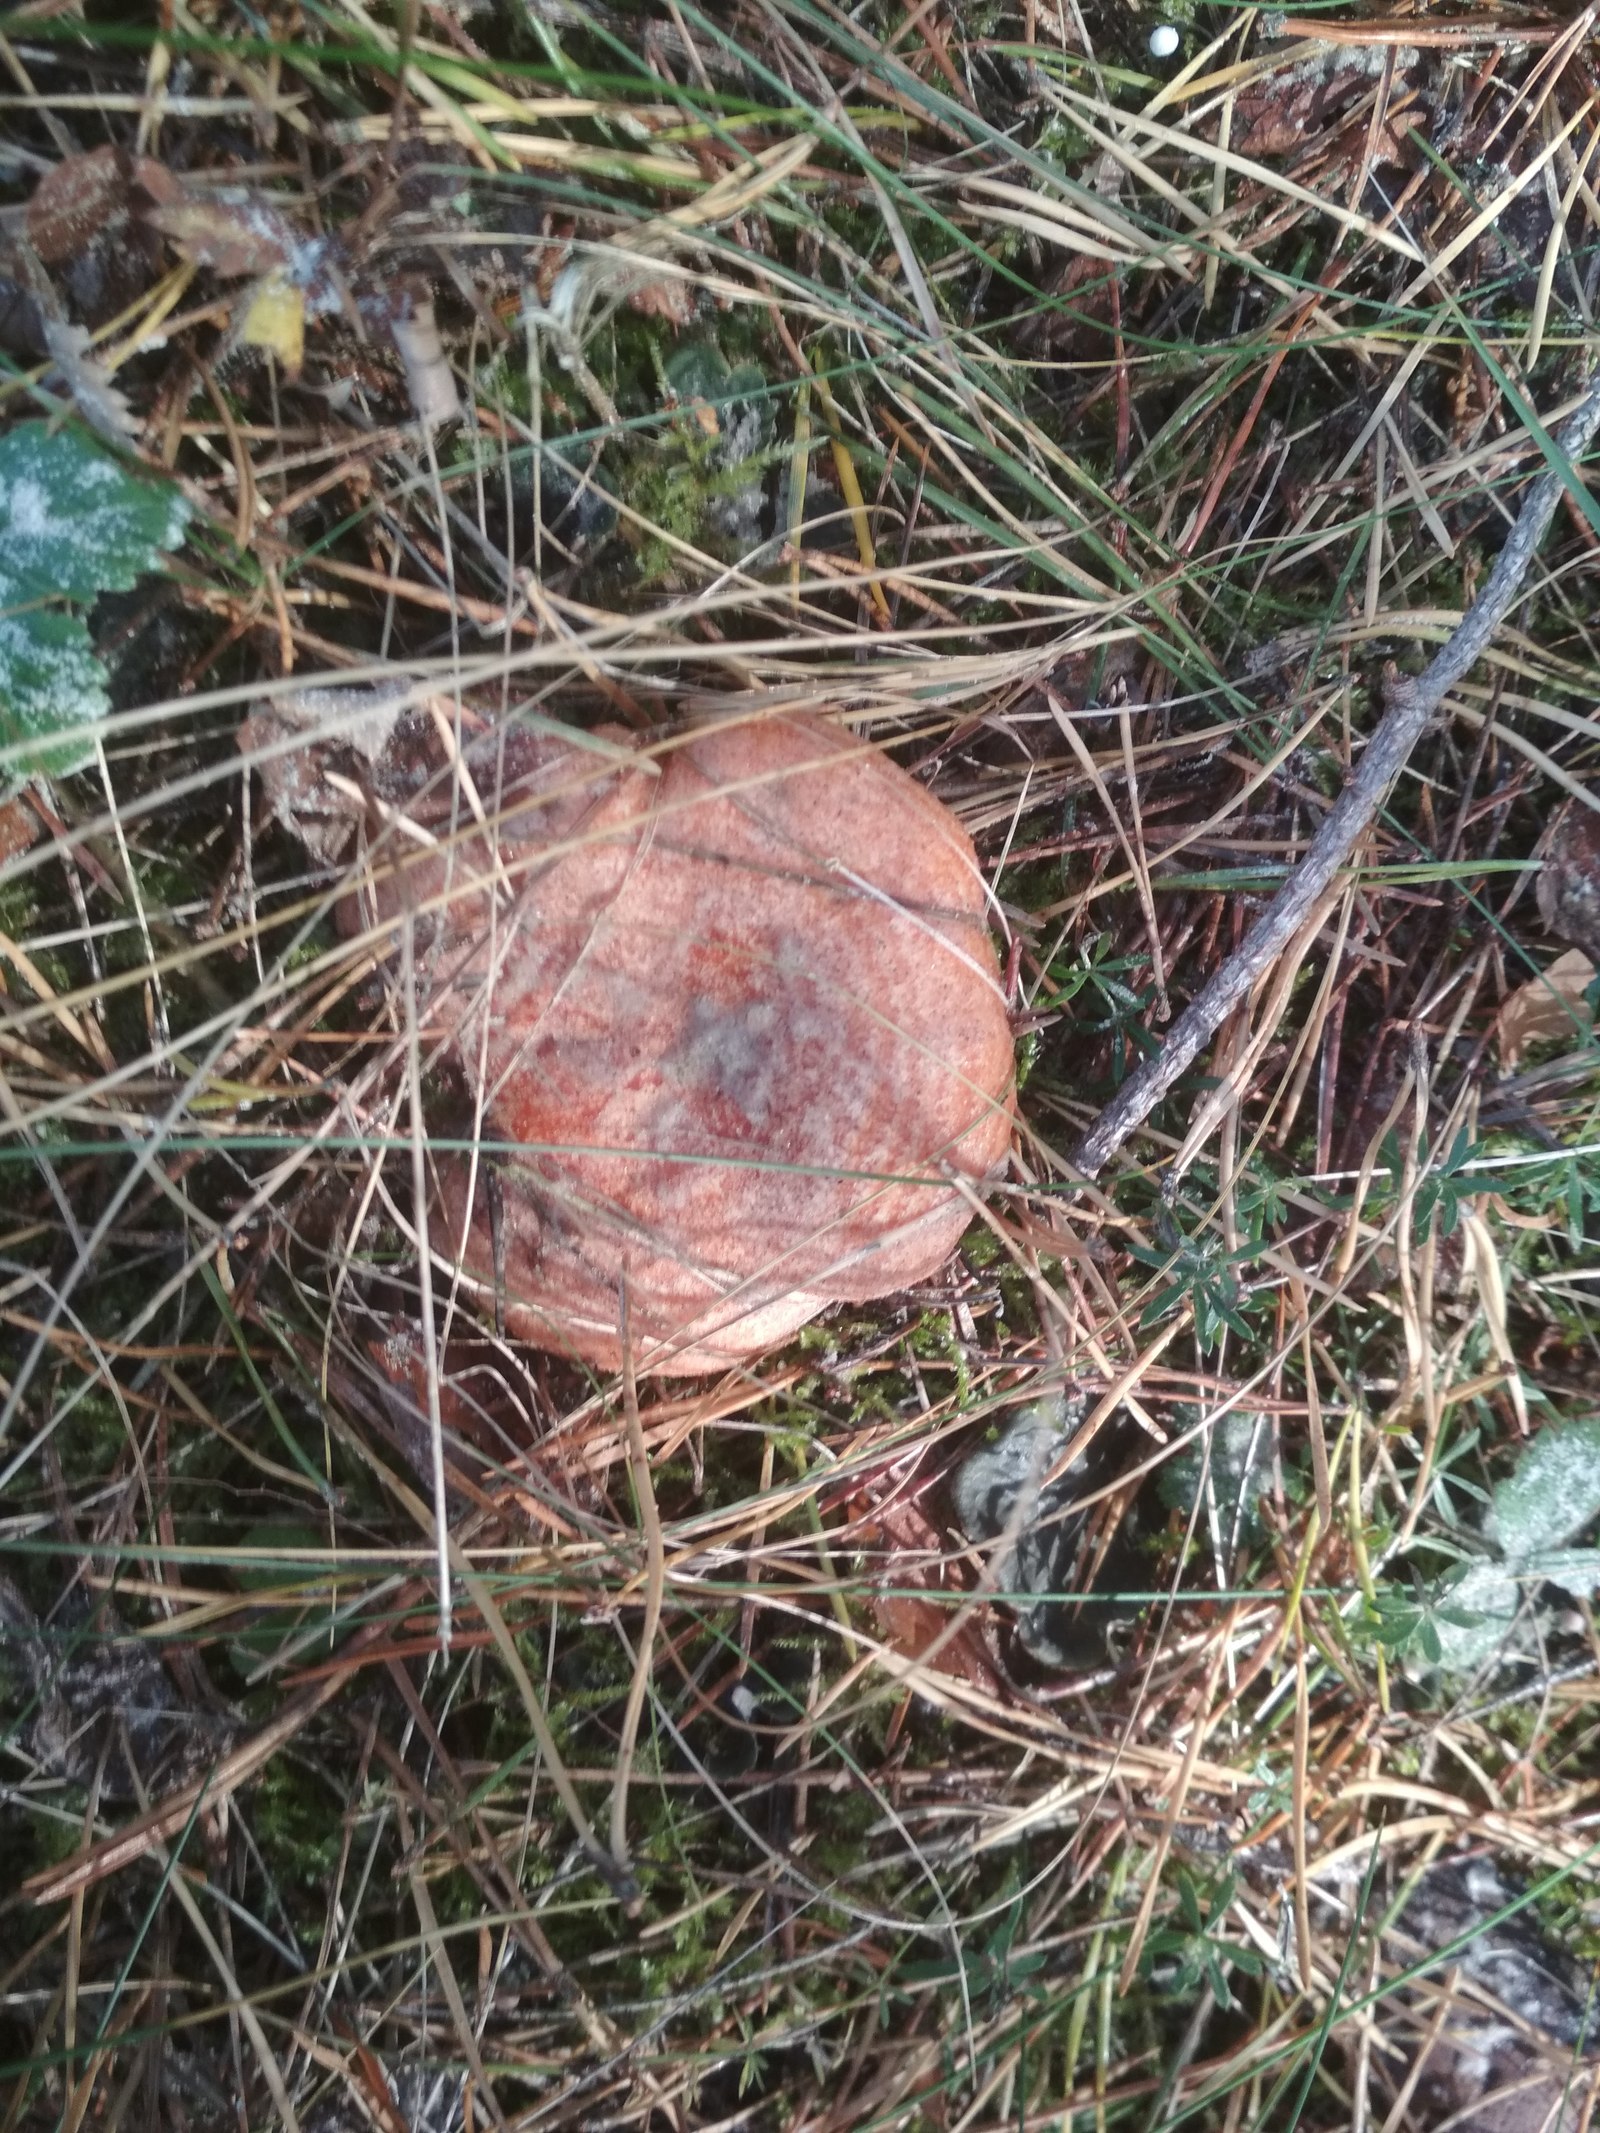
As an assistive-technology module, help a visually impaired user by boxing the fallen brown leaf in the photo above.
[26,145,176,265]
[1496,947,1595,1068]
[1232,49,1417,159]
[146,191,302,280]
[0,793,41,866]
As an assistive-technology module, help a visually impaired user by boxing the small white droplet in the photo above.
[1149,22,1181,57]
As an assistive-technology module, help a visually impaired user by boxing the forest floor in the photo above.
[3,1,1600,2128]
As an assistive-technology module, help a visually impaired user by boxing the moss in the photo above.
[995,1268,1037,1341]
[1013,1027,1041,1093]
[430,1863,490,1928]
[804,1783,878,1878]
[614,337,787,588]
[1030,112,1096,169]
[906,1308,972,1404]
[52,1387,128,1489]
[465,346,533,426]
[253,1754,346,1896]
[638,1890,736,1997]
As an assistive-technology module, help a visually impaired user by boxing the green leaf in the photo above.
[1488,1419,1600,1565]
[0,422,190,781]
[0,423,189,605]
[1523,1546,1600,1596]
[1429,1561,1523,1674]
[0,610,109,778]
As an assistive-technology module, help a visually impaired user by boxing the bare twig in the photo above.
[1071,362,1600,1184]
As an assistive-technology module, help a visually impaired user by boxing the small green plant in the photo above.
[1481,1137,1600,1249]
[1235,1157,1295,1238]
[1129,1219,1257,1353]
[1371,1124,1481,1237]
[1143,1867,1266,2013]
[890,1871,1049,2018]
[1360,1566,1465,1670]
[1040,933,1159,1083]
[0,421,190,781]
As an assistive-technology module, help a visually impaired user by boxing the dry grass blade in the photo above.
[608,1283,666,1894]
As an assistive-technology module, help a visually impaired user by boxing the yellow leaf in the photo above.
[240,274,305,375]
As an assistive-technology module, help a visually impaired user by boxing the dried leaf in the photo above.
[361,1326,506,1511]
[1537,799,1600,957]
[389,295,460,427]
[870,1588,1002,1696]
[1232,47,1417,159]
[40,317,136,444]
[27,146,177,266]
[624,272,696,325]
[1496,946,1595,1068]
[532,223,575,306]
[146,191,299,280]
[0,793,40,865]
[239,273,305,374]
[848,1468,1002,1695]
[238,681,416,866]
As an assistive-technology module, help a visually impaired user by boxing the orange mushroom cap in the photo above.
[337,709,1015,1372]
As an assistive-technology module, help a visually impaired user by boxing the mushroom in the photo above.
[276,700,1015,1372]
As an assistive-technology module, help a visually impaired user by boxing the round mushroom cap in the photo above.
[342,711,1015,1372]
